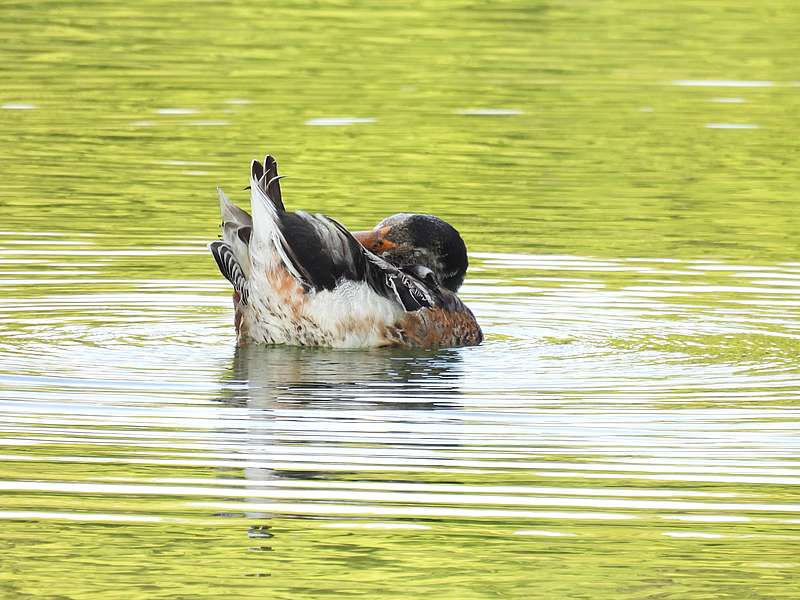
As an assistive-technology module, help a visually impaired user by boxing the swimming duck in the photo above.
[208,155,482,349]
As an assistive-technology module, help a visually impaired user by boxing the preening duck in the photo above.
[208,155,482,349]
[352,213,469,293]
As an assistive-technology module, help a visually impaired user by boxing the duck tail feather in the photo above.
[208,241,249,305]
[249,156,298,275]
[218,187,252,227]
[250,156,285,213]
[263,155,285,210]
[217,187,253,278]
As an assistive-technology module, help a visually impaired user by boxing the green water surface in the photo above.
[1,1,799,598]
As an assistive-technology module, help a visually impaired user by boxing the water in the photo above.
[2,1,800,597]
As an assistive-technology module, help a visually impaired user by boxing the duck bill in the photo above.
[352,227,396,254]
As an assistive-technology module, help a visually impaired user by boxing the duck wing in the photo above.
[244,156,439,311]
[210,155,441,313]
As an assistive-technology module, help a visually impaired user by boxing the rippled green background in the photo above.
[2,1,800,598]
[4,0,800,262]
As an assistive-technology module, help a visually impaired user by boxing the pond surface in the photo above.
[2,1,800,598]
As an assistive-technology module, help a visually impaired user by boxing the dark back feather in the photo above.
[277,213,367,291]
[272,211,443,312]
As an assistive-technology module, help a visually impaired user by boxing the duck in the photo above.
[208,155,482,349]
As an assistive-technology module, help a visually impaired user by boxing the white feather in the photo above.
[306,281,403,347]
[248,169,307,283]
[241,278,402,348]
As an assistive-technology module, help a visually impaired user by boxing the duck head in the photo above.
[353,213,469,292]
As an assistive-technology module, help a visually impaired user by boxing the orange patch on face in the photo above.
[353,226,396,254]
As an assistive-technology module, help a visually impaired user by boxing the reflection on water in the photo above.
[2,0,800,597]
[225,344,464,409]
[1,236,799,596]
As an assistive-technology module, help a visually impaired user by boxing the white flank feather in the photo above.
[305,281,404,348]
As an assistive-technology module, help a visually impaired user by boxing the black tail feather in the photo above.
[263,155,284,209]
[251,155,286,212]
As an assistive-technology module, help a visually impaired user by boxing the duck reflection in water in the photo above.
[220,343,466,411]
[214,345,468,528]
